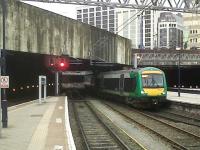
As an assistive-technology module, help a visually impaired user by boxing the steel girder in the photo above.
[135,52,200,65]
[22,0,200,13]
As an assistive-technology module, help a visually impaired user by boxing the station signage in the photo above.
[0,76,9,88]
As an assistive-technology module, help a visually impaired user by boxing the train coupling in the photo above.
[152,99,158,105]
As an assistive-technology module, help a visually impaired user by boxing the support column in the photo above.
[55,72,59,96]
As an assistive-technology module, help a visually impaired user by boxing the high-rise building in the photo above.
[77,6,116,33]
[114,9,159,49]
[183,13,200,50]
[158,12,184,49]
[116,8,140,48]
[141,10,160,49]
[77,7,159,49]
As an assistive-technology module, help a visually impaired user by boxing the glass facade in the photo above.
[77,7,158,49]
[76,6,116,33]
[158,12,183,49]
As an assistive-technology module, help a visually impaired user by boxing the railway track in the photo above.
[145,110,200,127]
[72,101,131,150]
[103,101,200,150]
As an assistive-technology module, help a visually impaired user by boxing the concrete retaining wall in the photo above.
[0,0,131,64]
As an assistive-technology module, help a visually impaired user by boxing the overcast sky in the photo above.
[24,2,80,19]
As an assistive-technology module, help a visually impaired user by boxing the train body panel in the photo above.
[61,70,94,99]
[61,71,94,89]
[98,67,167,109]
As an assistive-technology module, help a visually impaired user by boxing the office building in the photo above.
[183,13,200,50]
[77,7,159,49]
[158,12,184,49]
[77,6,116,33]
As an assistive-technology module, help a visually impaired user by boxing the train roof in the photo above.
[62,71,93,76]
[101,67,163,75]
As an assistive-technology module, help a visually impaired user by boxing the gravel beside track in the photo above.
[104,101,200,150]
[87,101,144,150]
[145,109,200,127]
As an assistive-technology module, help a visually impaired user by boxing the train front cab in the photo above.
[138,69,167,108]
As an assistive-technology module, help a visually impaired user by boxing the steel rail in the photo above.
[72,102,90,150]
[103,102,196,150]
[147,110,200,127]
[72,101,131,150]
[86,102,132,150]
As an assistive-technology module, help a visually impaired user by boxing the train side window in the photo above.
[100,75,104,88]
[104,78,119,90]
[124,77,136,92]
[119,74,124,92]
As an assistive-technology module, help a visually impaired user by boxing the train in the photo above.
[61,71,94,99]
[97,67,168,109]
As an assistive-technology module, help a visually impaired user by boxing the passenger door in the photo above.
[119,74,124,94]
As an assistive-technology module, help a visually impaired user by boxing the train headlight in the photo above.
[141,91,145,94]
[162,91,166,95]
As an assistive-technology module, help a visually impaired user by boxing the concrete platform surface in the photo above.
[0,96,75,150]
[167,91,200,105]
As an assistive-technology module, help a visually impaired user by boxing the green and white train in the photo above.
[98,67,168,109]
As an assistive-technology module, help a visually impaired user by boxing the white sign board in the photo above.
[39,76,47,104]
[0,76,9,88]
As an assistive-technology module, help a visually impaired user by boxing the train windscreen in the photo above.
[62,75,84,83]
[142,74,164,88]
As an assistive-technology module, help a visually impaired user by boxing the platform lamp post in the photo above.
[176,47,181,97]
[1,0,8,128]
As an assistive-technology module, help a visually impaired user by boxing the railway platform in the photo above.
[0,96,75,150]
[167,91,200,105]
[0,92,200,150]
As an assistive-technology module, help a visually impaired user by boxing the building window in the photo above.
[145,20,151,24]
[96,12,101,16]
[103,24,107,28]
[89,17,94,22]
[145,24,151,28]
[190,30,192,34]
[109,19,114,25]
[83,9,88,13]
[96,20,101,25]
[145,15,150,19]
[96,7,101,11]
[77,18,82,22]
[109,15,114,20]
[103,19,107,24]
[89,13,94,17]
[96,24,101,28]
[109,23,114,28]
[77,10,82,15]
[77,15,82,19]
[145,10,151,14]
[83,14,88,18]
[89,21,94,26]
[109,10,114,15]
[89,8,94,12]
[103,16,107,20]
[110,28,114,32]
[102,6,107,10]
[190,39,192,43]
[83,18,88,23]
[96,16,101,21]
[103,11,107,15]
